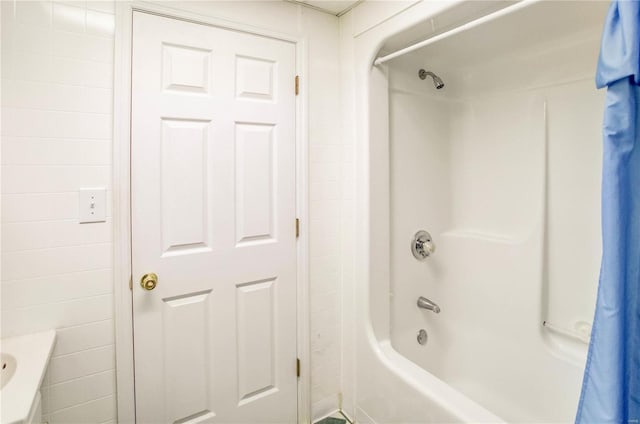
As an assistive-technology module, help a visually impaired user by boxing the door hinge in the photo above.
[295,75,300,96]
[129,275,133,291]
[296,358,301,377]
[295,218,300,238]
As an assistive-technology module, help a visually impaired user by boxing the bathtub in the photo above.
[354,1,609,422]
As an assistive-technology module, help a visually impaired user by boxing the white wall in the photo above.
[1,1,117,422]
[336,2,421,420]
[1,1,344,422]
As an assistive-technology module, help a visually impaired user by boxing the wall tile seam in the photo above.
[1,218,113,226]
[0,240,112,254]
[1,217,114,224]
[44,368,115,390]
[1,297,114,311]
[2,164,113,168]
[2,219,114,228]
[19,56,115,66]
[0,267,113,282]
[2,139,113,146]
[1,292,113,310]
[45,392,115,416]
[1,76,114,90]
[1,100,113,113]
[52,340,115,358]
[2,77,114,88]
[49,343,115,360]
[1,106,113,116]
[2,235,113,246]
[0,136,112,142]
[2,162,114,167]
[2,245,113,254]
[48,322,115,352]
[49,316,112,329]
[3,52,115,67]
[47,390,115,414]
[48,28,115,41]
[1,52,115,66]
[4,19,115,36]
[3,272,114,283]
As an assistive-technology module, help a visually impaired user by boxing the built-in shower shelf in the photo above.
[542,320,591,344]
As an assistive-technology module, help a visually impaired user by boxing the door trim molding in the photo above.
[113,3,310,422]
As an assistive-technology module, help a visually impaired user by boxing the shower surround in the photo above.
[351,1,608,422]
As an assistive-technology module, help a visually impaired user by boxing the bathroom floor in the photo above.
[315,419,346,424]
[314,411,352,424]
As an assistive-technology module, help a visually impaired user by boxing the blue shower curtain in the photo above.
[576,1,640,422]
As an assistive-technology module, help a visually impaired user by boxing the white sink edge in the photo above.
[1,330,57,424]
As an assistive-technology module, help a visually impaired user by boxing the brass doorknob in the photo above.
[140,273,158,291]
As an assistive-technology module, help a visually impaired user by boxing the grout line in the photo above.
[3,190,113,195]
[8,292,113,311]
[54,317,113,332]
[0,77,113,91]
[2,105,113,116]
[6,49,114,65]
[2,163,113,166]
[50,28,115,42]
[48,368,115,388]
[2,190,112,196]
[2,215,114,224]
[53,341,116,359]
[1,240,112,254]
[51,343,114,360]
[48,393,114,416]
[0,267,113,283]
[1,289,114,309]
[2,164,112,167]
[2,77,113,91]
[0,135,112,141]
[2,241,113,252]
[2,217,113,225]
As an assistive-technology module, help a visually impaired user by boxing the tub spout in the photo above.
[417,296,441,313]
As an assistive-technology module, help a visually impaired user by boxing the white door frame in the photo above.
[113,3,310,422]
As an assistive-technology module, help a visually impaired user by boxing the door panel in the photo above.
[131,12,297,424]
[236,278,277,403]
[235,123,277,244]
[161,118,212,254]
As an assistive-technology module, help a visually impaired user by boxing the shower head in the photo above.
[419,69,444,89]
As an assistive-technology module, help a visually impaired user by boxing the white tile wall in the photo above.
[338,9,357,418]
[1,1,116,422]
[303,7,345,416]
[2,1,346,422]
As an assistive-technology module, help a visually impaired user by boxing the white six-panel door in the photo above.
[131,12,297,423]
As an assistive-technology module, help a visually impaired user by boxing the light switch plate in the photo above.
[79,188,107,223]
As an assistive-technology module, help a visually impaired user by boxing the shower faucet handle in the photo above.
[412,230,436,260]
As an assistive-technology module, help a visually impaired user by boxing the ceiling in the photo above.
[292,0,361,16]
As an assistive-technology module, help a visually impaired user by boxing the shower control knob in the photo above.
[412,230,436,260]
[417,329,428,345]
